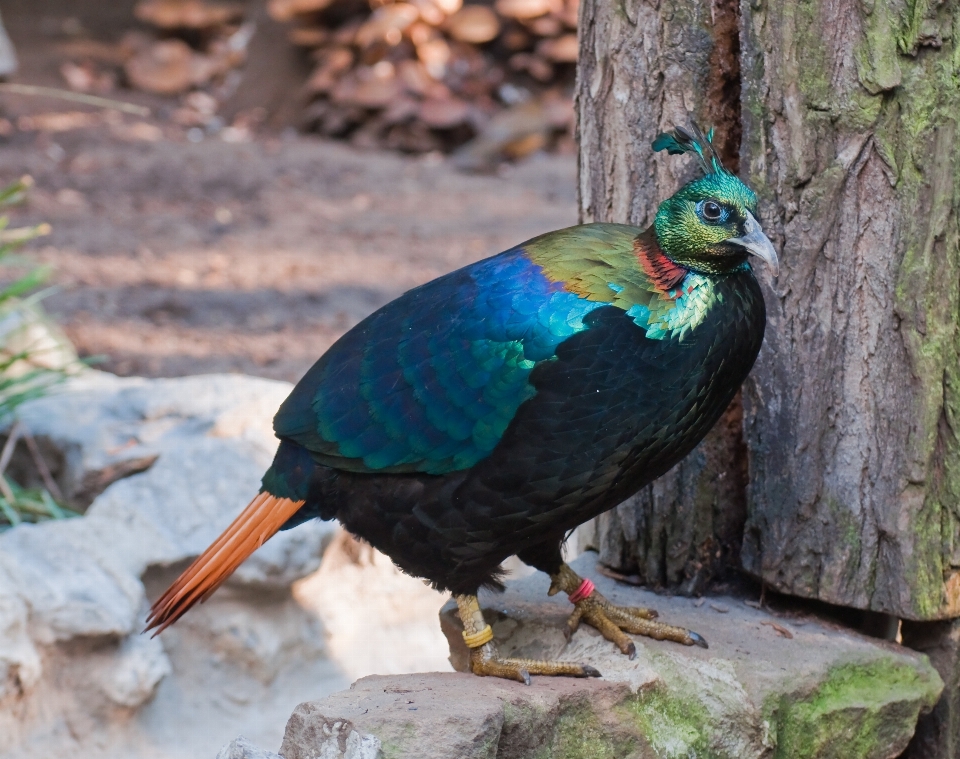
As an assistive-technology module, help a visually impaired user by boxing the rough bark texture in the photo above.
[577,0,960,618]
[575,0,749,592]
[738,0,960,621]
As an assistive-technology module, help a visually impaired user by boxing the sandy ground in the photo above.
[0,129,577,381]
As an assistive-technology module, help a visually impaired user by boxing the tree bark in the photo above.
[575,0,749,592]
[739,0,960,621]
[576,0,960,621]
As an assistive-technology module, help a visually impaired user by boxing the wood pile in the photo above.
[274,0,577,158]
[56,0,577,160]
[125,1,252,96]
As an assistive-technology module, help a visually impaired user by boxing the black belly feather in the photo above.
[280,270,765,595]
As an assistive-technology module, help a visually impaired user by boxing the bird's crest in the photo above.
[652,123,729,176]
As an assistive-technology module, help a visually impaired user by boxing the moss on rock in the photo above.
[766,659,942,759]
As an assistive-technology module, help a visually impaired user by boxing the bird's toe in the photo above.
[687,630,709,649]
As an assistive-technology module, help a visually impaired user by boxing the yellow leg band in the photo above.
[462,624,494,648]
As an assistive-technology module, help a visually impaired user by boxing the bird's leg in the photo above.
[548,563,708,657]
[455,593,601,684]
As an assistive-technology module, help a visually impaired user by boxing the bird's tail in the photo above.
[145,491,304,635]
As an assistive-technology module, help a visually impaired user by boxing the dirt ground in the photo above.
[0,1,577,383]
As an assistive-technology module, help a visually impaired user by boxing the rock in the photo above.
[282,703,386,759]
[428,553,944,759]
[280,672,644,759]
[272,550,942,759]
[901,619,960,759]
[0,518,146,642]
[99,634,171,708]
[0,10,17,77]
[0,373,341,758]
[0,581,41,701]
[216,736,283,759]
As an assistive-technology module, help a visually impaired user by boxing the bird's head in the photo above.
[652,125,779,277]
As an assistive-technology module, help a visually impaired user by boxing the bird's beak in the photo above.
[730,211,779,277]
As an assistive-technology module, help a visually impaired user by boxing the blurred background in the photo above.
[0,0,579,382]
[0,1,579,756]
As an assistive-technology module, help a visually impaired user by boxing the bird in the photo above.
[146,124,778,684]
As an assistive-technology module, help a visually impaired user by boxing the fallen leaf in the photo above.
[760,621,794,639]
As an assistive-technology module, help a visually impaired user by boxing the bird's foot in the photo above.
[549,564,708,658]
[456,593,601,684]
[469,643,600,685]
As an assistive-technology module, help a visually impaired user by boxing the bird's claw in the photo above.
[469,644,601,683]
[569,591,709,654]
[688,630,709,649]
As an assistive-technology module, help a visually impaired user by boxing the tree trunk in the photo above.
[575,0,750,593]
[738,0,960,622]
[577,0,960,620]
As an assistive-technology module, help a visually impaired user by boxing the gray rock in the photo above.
[901,618,960,759]
[282,707,385,759]
[99,633,172,708]
[0,576,41,701]
[11,371,336,589]
[216,736,283,759]
[0,372,340,758]
[430,553,944,759]
[280,672,643,759]
[276,553,947,759]
[0,10,16,77]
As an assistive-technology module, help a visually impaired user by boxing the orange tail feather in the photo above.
[145,492,304,634]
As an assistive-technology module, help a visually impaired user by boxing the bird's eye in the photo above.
[702,200,723,221]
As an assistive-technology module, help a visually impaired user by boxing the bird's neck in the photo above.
[633,229,688,293]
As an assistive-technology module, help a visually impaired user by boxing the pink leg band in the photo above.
[568,578,595,604]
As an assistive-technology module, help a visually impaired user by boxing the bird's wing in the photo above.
[273,224,651,475]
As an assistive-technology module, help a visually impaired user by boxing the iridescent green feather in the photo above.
[523,224,660,312]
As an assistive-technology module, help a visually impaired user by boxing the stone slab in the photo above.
[0,372,340,758]
[429,553,945,759]
[279,672,641,759]
[273,549,943,759]
[901,618,960,759]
